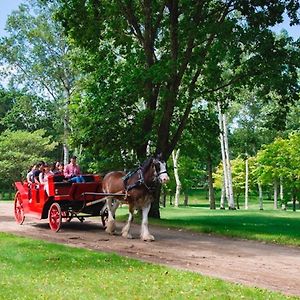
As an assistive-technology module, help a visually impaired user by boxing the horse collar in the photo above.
[123,168,145,192]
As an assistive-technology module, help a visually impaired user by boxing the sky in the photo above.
[1,0,300,38]
[0,1,299,39]
[0,0,24,37]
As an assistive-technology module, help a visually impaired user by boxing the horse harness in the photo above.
[122,159,167,194]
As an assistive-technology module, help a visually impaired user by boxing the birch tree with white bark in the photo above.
[217,101,235,209]
[172,149,181,207]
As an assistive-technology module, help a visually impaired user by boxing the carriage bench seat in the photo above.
[53,182,101,201]
[48,174,101,199]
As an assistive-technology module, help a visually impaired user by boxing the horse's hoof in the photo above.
[105,221,116,234]
[141,234,155,242]
[122,232,133,239]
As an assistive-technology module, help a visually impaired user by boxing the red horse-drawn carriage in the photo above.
[14,174,110,232]
[14,154,169,241]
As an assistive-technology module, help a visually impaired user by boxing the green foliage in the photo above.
[0,88,57,135]
[0,89,14,133]
[0,0,78,148]
[54,0,300,167]
[0,129,57,190]
[254,133,300,189]
[214,156,257,193]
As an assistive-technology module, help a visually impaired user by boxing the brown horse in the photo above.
[102,154,169,241]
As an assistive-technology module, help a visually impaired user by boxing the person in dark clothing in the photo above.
[33,162,45,183]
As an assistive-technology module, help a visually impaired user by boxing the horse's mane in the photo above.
[140,157,154,173]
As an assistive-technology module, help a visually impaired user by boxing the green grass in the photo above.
[117,190,300,247]
[0,233,296,300]
[154,207,300,246]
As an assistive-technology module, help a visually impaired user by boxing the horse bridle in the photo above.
[153,160,168,177]
[124,158,167,192]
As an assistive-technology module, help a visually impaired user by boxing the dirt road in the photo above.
[1,202,300,297]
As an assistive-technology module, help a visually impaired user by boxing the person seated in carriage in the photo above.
[33,161,45,183]
[39,163,53,183]
[64,156,85,183]
[39,163,54,195]
[26,164,37,184]
[52,161,64,175]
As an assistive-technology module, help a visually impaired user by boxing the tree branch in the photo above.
[14,62,58,101]
[168,67,201,157]
[118,0,144,45]
[153,1,167,37]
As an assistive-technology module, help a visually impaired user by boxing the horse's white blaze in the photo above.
[158,161,169,184]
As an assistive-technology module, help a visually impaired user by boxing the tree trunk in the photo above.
[236,192,240,209]
[292,191,296,212]
[63,143,69,166]
[149,184,161,218]
[245,155,249,210]
[161,187,167,208]
[218,101,235,209]
[258,183,263,210]
[207,154,215,209]
[273,180,278,209]
[172,149,181,207]
[292,187,297,211]
[218,104,229,202]
[63,97,70,165]
[222,112,235,209]
[280,177,285,210]
[220,178,226,209]
[184,193,188,206]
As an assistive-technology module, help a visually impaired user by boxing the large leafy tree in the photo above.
[53,0,300,217]
[253,133,300,209]
[0,0,78,163]
[55,0,300,164]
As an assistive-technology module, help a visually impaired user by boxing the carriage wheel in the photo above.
[48,203,62,232]
[101,207,108,228]
[14,192,25,225]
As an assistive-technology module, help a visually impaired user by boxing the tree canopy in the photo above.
[0,129,57,190]
[53,0,300,167]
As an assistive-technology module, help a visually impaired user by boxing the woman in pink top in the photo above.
[64,156,85,183]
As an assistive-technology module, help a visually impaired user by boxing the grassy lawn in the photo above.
[153,206,300,246]
[117,190,300,247]
[0,233,296,300]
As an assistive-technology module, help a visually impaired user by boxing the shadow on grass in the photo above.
[181,203,211,208]
[155,210,300,246]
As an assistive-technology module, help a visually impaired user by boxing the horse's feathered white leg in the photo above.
[122,204,134,239]
[140,202,155,241]
[105,197,117,234]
